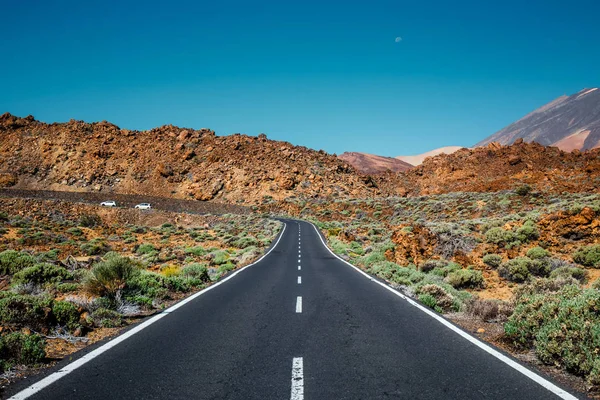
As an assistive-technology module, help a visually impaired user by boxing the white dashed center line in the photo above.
[290,357,304,400]
[298,265,301,271]
[298,276,302,284]
[296,296,302,313]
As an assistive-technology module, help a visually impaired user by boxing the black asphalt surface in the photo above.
[7,219,583,399]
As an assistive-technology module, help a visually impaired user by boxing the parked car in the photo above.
[134,203,152,210]
[100,200,117,207]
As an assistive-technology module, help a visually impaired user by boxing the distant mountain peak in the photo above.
[338,152,413,174]
[476,88,600,151]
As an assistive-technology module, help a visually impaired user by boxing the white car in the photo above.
[100,200,117,207]
[134,203,152,210]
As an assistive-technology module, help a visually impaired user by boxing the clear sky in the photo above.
[1,0,599,156]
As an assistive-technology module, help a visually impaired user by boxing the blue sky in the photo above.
[1,0,599,156]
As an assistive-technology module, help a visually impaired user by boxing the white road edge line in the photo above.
[296,296,302,313]
[309,222,578,400]
[298,276,302,284]
[290,357,304,400]
[8,223,289,400]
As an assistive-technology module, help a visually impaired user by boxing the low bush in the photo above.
[418,293,440,312]
[498,258,531,282]
[126,270,168,300]
[79,214,101,228]
[0,294,54,330]
[210,250,230,266]
[80,239,110,256]
[12,263,73,285]
[572,244,600,268]
[91,307,123,328]
[0,332,46,371]
[484,228,516,246]
[420,259,448,273]
[181,263,211,282]
[505,285,600,383]
[444,269,484,289]
[184,246,207,256]
[165,275,203,292]
[465,298,512,322]
[0,250,36,275]
[136,243,157,255]
[482,254,502,268]
[418,284,455,312]
[515,221,539,242]
[52,301,80,331]
[84,254,141,297]
[549,266,588,283]
[67,227,84,237]
[515,184,532,196]
[526,247,550,260]
[232,237,259,249]
[430,262,462,278]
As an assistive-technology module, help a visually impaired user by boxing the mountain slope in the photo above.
[337,152,413,173]
[477,88,600,150]
[395,146,464,166]
[402,140,600,195]
[0,113,386,204]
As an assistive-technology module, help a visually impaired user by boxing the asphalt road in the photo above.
[7,219,583,399]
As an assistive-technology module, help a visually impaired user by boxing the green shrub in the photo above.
[56,282,80,293]
[12,263,73,285]
[0,250,36,275]
[232,237,259,249]
[79,214,101,227]
[430,262,461,278]
[515,221,539,242]
[184,246,207,256]
[0,294,54,330]
[418,293,440,312]
[0,332,45,371]
[572,244,600,268]
[498,258,531,282]
[181,263,210,282]
[210,250,230,265]
[217,262,236,274]
[80,239,110,256]
[515,184,532,196]
[526,247,550,260]
[91,308,123,328]
[445,269,484,289]
[165,276,203,292]
[550,266,588,283]
[484,228,516,246]
[67,227,84,237]
[420,259,448,273]
[505,285,600,383]
[136,243,157,255]
[52,301,80,331]
[418,284,456,311]
[349,241,364,256]
[126,270,168,299]
[84,254,141,297]
[359,251,386,268]
[482,254,502,268]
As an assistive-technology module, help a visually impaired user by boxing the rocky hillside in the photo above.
[0,113,385,204]
[337,152,413,173]
[477,88,600,151]
[402,140,600,195]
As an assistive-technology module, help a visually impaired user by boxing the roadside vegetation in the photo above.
[277,190,600,390]
[0,199,281,380]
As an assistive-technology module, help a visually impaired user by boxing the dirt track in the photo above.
[0,189,250,215]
